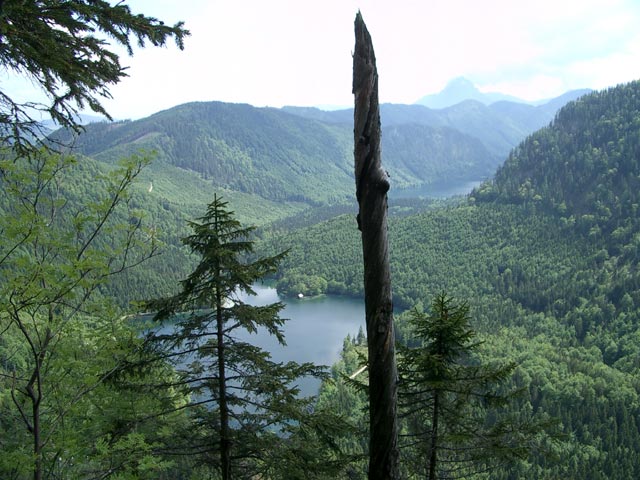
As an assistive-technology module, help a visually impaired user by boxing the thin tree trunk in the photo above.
[216,285,231,480]
[214,201,232,480]
[28,324,51,480]
[353,11,400,480]
[31,372,42,480]
[428,390,440,480]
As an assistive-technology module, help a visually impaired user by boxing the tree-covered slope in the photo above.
[51,95,582,208]
[382,123,495,185]
[479,80,640,235]
[53,102,355,204]
[259,80,640,478]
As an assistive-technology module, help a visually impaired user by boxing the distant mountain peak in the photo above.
[442,77,480,96]
[415,77,528,109]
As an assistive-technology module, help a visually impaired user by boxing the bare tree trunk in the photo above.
[353,11,400,480]
[30,366,42,480]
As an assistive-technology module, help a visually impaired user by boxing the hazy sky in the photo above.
[5,0,640,119]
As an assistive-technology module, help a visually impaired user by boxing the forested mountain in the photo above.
[260,80,640,478]
[480,81,640,231]
[51,90,583,208]
[52,102,355,205]
[285,88,589,160]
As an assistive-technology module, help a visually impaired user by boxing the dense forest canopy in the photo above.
[2,2,640,475]
[261,81,640,478]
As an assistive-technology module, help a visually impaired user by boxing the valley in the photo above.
[4,76,640,478]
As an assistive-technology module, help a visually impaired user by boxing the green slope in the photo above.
[260,80,640,478]
[54,102,355,205]
[51,98,568,205]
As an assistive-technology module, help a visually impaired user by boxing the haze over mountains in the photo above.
[414,76,592,109]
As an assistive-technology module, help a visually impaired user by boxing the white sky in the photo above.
[4,0,640,119]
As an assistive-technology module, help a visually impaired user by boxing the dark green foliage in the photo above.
[398,294,545,479]
[147,196,332,478]
[0,0,188,155]
[266,81,640,478]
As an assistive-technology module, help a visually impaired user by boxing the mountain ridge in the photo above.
[414,76,592,109]
[48,87,586,216]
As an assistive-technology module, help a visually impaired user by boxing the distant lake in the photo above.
[235,285,364,395]
[391,179,484,199]
[153,285,365,396]
[236,284,364,369]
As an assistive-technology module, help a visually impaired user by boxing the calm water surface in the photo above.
[236,285,364,395]
[391,179,484,199]
[151,286,364,396]
[236,284,364,369]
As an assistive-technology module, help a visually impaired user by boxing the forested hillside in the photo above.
[50,92,583,208]
[285,89,588,158]
[480,80,640,234]
[261,81,640,478]
[52,102,355,204]
[2,3,637,474]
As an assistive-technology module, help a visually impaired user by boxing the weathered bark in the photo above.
[353,11,400,480]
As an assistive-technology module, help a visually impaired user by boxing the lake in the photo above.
[235,284,364,370]
[234,284,364,395]
[152,285,365,396]
[390,179,484,199]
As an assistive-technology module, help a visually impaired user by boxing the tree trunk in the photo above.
[428,390,440,480]
[216,284,231,480]
[30,373,42,480]
[353,11,400,480]
[214,202,232,480]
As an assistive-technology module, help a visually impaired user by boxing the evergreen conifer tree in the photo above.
[149,195,324,479]
[398,293,541,479]
[0,0,188,156]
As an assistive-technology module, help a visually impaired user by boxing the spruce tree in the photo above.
[149,195,323,479]
[0,0,188,156]
[398,293,541,479]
